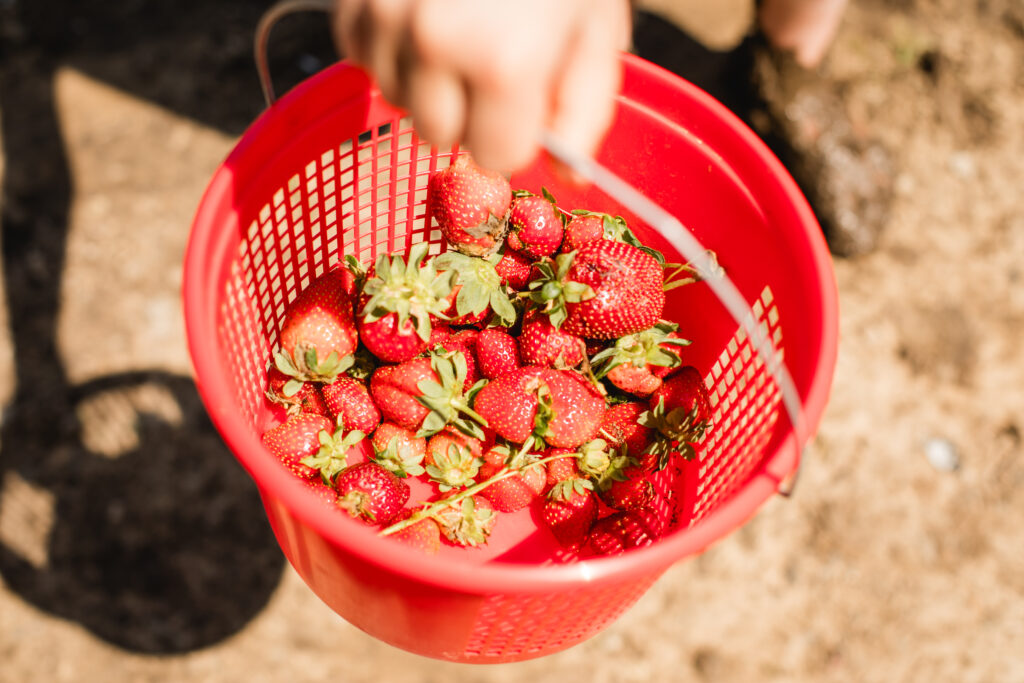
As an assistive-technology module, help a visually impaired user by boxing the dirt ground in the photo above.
[1,1,1022,681]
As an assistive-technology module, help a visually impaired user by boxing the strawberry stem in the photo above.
[378,451,570,537]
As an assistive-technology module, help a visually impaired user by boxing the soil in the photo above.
[1,1,1022,681]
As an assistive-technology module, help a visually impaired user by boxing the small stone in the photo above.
[924,437,960,472]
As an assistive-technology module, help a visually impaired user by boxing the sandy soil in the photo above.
[1,1,1022,681]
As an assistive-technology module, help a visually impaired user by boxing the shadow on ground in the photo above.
[0,0,343,654]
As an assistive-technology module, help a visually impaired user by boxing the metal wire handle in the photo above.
[255,0,336,107]
[252,0,807,496]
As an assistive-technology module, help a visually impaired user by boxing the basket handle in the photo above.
[252,0,807,496]
[541,133,807,496]
[255,0,337,108]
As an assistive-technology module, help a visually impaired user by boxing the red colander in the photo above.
[183,46,838,662]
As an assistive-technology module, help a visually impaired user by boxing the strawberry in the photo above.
[599,402,655,466]
[428,322,454,348]
[368,350,487,439]
[425,429,485,491]
[590,322,691,396]
[265,366,329,416]
[428,153,512,257]
[434,495,497,547]
[541,478,597,550]
[434,251,517,327]
[562,240,665,339]
[563,210,666,262]
[475,328,522,379]
[472,367,604,449]
[639,366,712,467]
[494,246,533,291]
[370,422,427,478]
[598,464,656,512]
[321,377,381,434]
[358,243,455,363]
[304,478,339,507]
[506,190,564,259]
[477,444,545,512]
[543,448,581,488]
[260,413,335,479]
[587,510,657,556]
[388,509,442,554]
[561,212,604,253]
[518,309,585,368]
[431,342,481,393]
[333,461,409,525]
[275,268,359,383]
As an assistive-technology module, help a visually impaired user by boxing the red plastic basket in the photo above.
[184,54,838,663]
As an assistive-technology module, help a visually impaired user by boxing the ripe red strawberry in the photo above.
[369,350,486,438]
[561,212,604,252]
[388,509,442,554]
[435,251,517,327]
[472,367,605,449]
[591,322,691,396]
[599,402,655,466]
[587,510,657,556]
[562,241,665,339]
[276,268,359,383]
[428,153,512,257]
[477,444,545,512]
[543,448,581,488]
[541,478,597,550]
[506,191,564,259]
[434,495,497,547]
[265,366,329,416]
[425,428,485,491]
[494,247,533,291]
[599,464,656,512]
[428,322,453,348]
[304,478,338,507]
[476,328,521,379]
[260,413,334,479]
[371,421,427,478]
[333,461,409,525]
[640,366,712,466]
[518,309,585,368]
[321,377,381,434]
[358,244,454,363]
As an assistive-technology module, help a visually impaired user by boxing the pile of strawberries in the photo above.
[259,153,712,556]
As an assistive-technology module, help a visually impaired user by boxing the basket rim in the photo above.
[183,54,838,593]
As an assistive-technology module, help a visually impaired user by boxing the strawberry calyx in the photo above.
[547,476,594,503]
[372,435,426,478]
[574,438,633,486]
[414,349,490,439]
[434,251,517,326]
[360,242,455,342]
[638,397,710,469]
[426,442,484,492]
[299,425,367,483]
[274,346,355,386]
[433,496,496,547]
[525,252,595,329]
[589,321,692,379]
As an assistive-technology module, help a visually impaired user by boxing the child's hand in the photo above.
[333,0,631,172]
